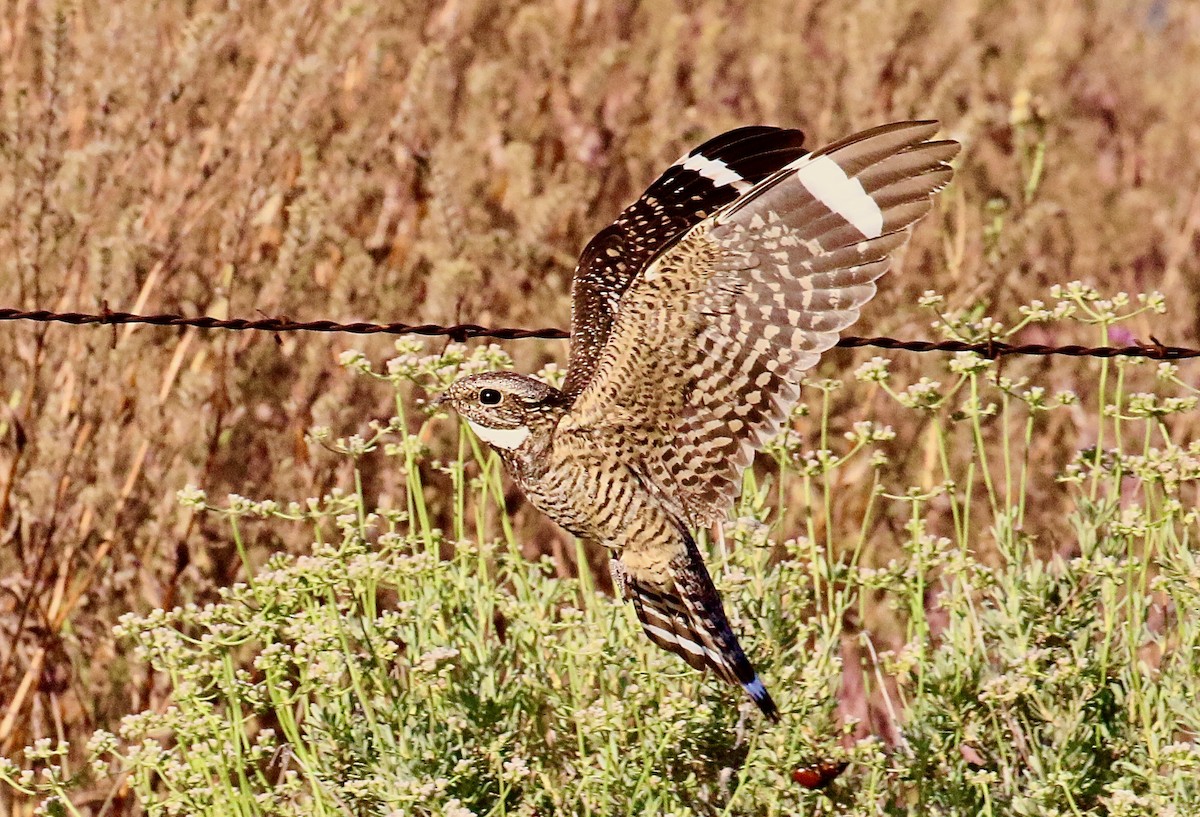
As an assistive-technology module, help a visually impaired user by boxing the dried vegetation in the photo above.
[2,0,1200,814]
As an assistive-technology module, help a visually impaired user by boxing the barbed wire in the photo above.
[2,306,1198,360]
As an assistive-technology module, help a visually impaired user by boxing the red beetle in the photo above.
[791,760,848,790]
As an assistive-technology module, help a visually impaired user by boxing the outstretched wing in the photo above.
[565,121,958,527]
[562,126,808,400]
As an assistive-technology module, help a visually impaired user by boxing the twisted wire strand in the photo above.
[2,307,1197,360]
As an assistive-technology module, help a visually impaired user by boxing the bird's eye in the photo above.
[479,388,503,406]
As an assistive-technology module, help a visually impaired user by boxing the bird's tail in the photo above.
[613,534,779,721]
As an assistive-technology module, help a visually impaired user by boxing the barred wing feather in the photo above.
[567,121,958,527]
[563,127,808,400]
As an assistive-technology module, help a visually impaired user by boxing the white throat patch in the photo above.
[466,419,531,451]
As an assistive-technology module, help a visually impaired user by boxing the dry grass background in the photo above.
[2,0,1200,810]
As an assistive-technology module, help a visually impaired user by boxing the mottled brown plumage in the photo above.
[442,121,959,720]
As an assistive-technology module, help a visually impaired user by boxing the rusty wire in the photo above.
[1,306,1198,360]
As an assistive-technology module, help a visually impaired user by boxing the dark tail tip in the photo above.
[744,676,780,722]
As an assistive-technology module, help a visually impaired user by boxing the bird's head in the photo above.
[438,372,566,452]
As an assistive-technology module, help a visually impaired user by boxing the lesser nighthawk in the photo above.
[441,121,958,720]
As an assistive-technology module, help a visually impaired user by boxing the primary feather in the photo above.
[567,121,959,527]
[564,126,808,400]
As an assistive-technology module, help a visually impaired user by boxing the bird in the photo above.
[439,121,959,721]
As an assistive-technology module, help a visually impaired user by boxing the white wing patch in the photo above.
[790,154,884,238]
[680,154,752,192]
[466,420,531,450]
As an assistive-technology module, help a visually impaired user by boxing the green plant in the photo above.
[5,290,1200,815]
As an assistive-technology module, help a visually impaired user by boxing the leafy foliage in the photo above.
[3,1,1200,814]
[7,307,1200,814]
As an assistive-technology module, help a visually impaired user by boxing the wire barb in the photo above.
[1,307,1198,360]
